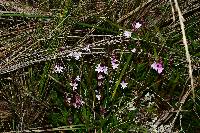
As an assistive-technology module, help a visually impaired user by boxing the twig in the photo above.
[3,125,85,133]
[174,0,195,102]
[169,0,175,22]
[48,74,66,87]
[117,0,153,23]
[166,0,195,131]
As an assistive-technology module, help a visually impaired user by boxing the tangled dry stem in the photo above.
[166,0,195,131]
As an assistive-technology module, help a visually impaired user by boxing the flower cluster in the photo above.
[65,75,84,109]
[123,21,142,38]
[144,92,155,101]
[95,90,101,101]
[72,93,85,109]
[110,54,119,70]
[70,82,78,91]
[95,63,108,101]
[70,76,81,91]
[95,64,107,86]
[95,64,108,75]
[68,51,82,60]
[64,92,85,109]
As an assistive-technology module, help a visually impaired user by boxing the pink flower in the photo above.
[75,76,81,82]
[95,90,101,101]
[68,51,82,60]
[111,55,119,70]
[111,62,119,69]
[95,64,108,74]
[95,64,102,73]
[120,81,128,89]
[151,61,164,74]
[111,58,118,64]
[72,94,84,109]
[64,92,84,109]
[132,22,142,31]
[98,74,104,79]
[54,65,64,73]
[123,31,132,38]
[70,82,78,90]
[102,66,108,74]
[134,22,142,29]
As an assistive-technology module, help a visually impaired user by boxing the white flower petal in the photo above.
[131,48,136,53]
[135,22,142,29]
[96,94,101,100]
[120,81,128,89]
[54,65,64,73]
[112,63,119,69]
[98,74,104,79]
[75,76,81,81]
[123,31,132,38]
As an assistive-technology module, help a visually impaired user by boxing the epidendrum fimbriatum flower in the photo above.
[151,61,164,74]
[95,64,102,73]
